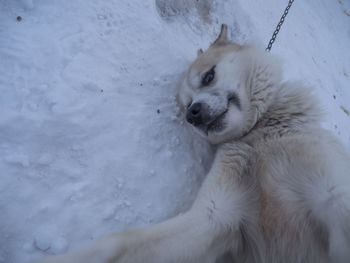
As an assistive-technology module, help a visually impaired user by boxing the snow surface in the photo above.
[0,0,349,262]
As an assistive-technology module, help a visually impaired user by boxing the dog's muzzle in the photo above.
[186,102,211,126]
[186,101,229,134]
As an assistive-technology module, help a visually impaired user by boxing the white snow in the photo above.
[0,0,349,262]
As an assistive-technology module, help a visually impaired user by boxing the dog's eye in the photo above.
[202,66,215,86]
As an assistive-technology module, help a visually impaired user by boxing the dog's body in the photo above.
[36,25,350,263]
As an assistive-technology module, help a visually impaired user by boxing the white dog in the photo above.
[35,24,350,263]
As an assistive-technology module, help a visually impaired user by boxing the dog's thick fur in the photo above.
[36,25,350,263]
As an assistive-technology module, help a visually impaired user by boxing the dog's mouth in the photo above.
[194,110,227,136]
[205,110,227,133]
[188,94,239,136]
[203,95,239,134]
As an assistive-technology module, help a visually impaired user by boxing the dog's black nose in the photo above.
[186,102,203,126]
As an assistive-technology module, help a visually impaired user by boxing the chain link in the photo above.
[266,0,294,52]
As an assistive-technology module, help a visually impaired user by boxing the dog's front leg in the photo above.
[35,142,258,263]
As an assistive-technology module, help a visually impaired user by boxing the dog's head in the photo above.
[178,24,281,144]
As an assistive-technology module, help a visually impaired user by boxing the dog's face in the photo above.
[178,25,254,144]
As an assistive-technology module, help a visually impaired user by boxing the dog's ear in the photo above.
[212,24,228,46]
[197,48,203,56]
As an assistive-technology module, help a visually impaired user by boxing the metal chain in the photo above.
[266,0,294,52]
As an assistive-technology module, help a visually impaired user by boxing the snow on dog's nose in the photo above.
[186,102,203,126]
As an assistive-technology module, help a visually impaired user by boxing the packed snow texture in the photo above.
[0,0,349,262]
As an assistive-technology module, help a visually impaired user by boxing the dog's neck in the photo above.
[241,82,323,145]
